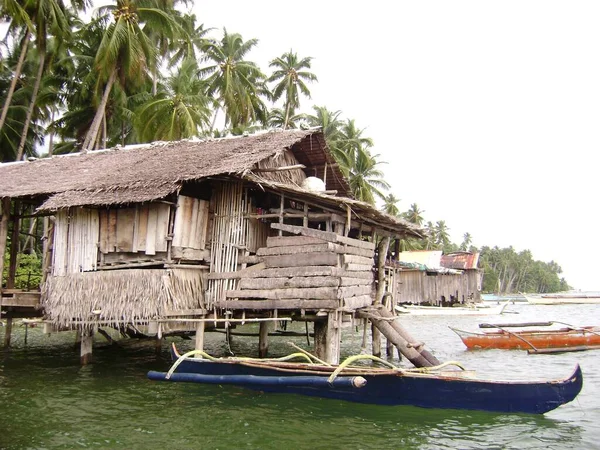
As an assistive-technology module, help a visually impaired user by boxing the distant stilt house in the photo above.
[390,250,482,306]
[0,129,426,364]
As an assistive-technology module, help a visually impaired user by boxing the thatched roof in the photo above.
[0,129,424,237]
[0,129,349,206]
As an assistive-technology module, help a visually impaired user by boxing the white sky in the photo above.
[188,1,600,290]
[192,2,598,290]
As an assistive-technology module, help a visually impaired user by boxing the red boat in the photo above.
[451,321,600,353]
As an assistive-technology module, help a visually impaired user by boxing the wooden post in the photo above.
[258,321,270,358]
[74,329,81,349]
[326,311,340,365]
[386,337,394,357]
[371,323,381,357]
[3,316,12,348]
[313,313,340,365]
[0,198,10,293]
[80,329,94,365]
[195,317,205,352]
[372,235,390,358]
[7,201,20,289]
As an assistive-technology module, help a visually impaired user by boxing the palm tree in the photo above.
[201,29,268,130]
[382,193,401,216]
[268,50,317,129]
[267,107,305,129]
[348,147,390,204]
[306,105,342,144]
[134,58,211,141]
[434,220,451,248]
[0,1,34,134]
[402,203,425,226]
[334,119,374,174]
[81,0,180,151]
[168,14,212,68]
[460,232,472,251]
[15,0,80,161]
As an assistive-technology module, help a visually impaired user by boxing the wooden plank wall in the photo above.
[220,226,375,311]
[394,270,481,305]
[172,195,210,251]
[52,208,99,275]
[98,204,171,256]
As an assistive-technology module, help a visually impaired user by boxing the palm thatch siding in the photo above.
[253,148,306,186]
[42,268,204,328]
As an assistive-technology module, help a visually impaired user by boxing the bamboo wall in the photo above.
[393,269,481,306]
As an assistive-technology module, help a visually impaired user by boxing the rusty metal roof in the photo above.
[440,252,480,270]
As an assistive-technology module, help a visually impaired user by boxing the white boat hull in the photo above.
[524,294,600,305]
[395,301,509,316]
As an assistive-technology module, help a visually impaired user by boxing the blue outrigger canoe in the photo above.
[147,344,582,414]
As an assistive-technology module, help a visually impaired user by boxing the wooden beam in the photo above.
[214,299,339,310]
[263,252,338,268]
[208,266,373,280]
[270,223,375,250]
[254,164,306,172]
[239,276,340,290]
[226,286,338,300]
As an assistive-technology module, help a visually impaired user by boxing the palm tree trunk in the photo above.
[16,53,45,161]
[0,33,30,135]
[82,70,117,151]
[283,101,291,130]
[48,110,55,156]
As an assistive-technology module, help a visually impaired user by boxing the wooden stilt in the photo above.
[3,317,12,348]
[372,323,381,357]
[386,337,394,356]
[326,311,340,365]
[80,329,93,365]
[74,329,82,349]
[314,319,326,361]
[195,318,205,352]
[313,314,340,365]
[155,335,162,355]
[372,235,390,359]
[258,321,270,358]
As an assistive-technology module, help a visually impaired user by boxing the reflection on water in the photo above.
[0,303,597,449]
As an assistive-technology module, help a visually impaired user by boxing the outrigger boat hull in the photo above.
[452,326,600,350]
[147,344,583,414]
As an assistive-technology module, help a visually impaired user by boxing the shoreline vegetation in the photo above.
[0,1,567,293]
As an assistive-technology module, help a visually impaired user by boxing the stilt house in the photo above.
[390,250,482,306]
[0,129,425,363]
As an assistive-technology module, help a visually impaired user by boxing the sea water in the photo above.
[0,303,598,449]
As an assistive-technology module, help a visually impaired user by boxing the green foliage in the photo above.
[478,246,569,294]
[0,5,572,294]
[2,253,42,289]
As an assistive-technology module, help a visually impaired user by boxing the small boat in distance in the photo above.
[523,291,600,305]
[395,299,511,316]
[147,343,582,414]
[451,321,600,353]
